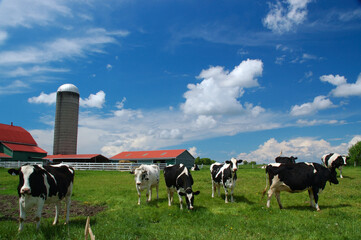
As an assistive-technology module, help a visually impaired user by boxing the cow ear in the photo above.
[129,171,134,174]
[225,160,231,164]
[193,191,200,195]
[8,169,19,176]
[237,160,243,164]
[179,192,186,196]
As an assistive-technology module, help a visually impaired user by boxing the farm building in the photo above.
[0,123,47,162]
[44,154,109,163]
[110,149,195,168]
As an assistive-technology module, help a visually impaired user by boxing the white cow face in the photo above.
[134,168,148,185]
[179,189,200,210]
[225,158,243,172]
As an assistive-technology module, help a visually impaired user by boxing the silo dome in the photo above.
[57,84,79,94]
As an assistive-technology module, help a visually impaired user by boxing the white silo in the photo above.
[53,84,80,155]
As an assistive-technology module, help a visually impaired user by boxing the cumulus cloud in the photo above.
[237,137,350,164]
[320,74,347,86]
[329,73,361,97]
[28,90,106,108]
[181,59,263,116]
[290,95,334,116]
[188,146,198,158]
[0,30,7,44]
[28,92,57,105]
[263,0,312,34]
[80,91,106,108]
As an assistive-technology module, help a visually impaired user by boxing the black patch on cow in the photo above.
[275,156,297,164]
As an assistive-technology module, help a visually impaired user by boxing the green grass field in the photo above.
[0,166,360,240]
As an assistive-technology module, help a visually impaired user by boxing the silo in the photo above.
[53,84,80,155]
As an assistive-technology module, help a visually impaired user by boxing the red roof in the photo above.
[3,143,47,154]
[0,152,11,158]
[0,123,37,145]
[110,149,187,160]
[44,154,104,159]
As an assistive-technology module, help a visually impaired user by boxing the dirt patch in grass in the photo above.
[0,195,106,222]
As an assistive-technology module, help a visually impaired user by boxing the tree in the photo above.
[195,157,216,165]
[243,160,248,165]
[348,141,361,166]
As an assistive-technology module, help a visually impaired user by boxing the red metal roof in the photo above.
[3,143,47,154]
[0,152,11,158]
[44,154,104,159]
[0,123,37,145]
[110,149,187,160]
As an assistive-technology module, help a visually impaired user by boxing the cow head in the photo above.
[179,188,200,210]
[225,158,243,172]
[329,168,339,185]
[8,165,44,196]
[134,167,149,185]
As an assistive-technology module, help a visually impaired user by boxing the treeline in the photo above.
[194,157,256,165]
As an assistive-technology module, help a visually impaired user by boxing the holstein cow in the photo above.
[321,153,347,178]
[191,164,200,171]
[262,162,338,211]
[163,164,200,210]
[275,156,297,164]
[210,158,243,203]
[8,164,74,231]
[131,164,160,205]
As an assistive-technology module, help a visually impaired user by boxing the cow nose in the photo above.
[21,188,31,195]
[136,182,141,185]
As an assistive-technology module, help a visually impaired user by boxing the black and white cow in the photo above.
[163,164,200,210]
[210,158,243,203]
[130,164,160,205]
[262,162,338,211]
[275,156,297,164]
[191,164,200,171]
[8,164,74,231]
[321,153,347,178]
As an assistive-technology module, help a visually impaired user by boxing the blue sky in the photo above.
[1,0,361,163]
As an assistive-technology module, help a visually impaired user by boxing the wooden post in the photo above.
[85,216,95,240]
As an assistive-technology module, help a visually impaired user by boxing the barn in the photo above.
[0,123,47,162]
[44,154,110,163]
[110,149,195,169]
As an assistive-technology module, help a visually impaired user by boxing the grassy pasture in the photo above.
[0,166,360,240]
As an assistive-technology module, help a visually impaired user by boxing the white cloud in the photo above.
[237,137,350,164]
[320,74,347,86]
[80,91,106,108]
[0,30,7,44]
[6,66,69,77]
[330,73,361,97]
[263,0,312,34]
[28,90,106,108]
[188,146,198,158]
[181,59,263,116]
[28,91,57,105]
[0,80,29,95]
[0,28,125,65]
[106,64,112,71]
[0,0,71,28]
[290,95,334,116]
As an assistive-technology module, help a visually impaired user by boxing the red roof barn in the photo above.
[0,123,47,162]
[44,154,109,163]
[110,149,195,168]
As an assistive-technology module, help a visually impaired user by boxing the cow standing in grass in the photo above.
[321,153,347,178]
[262,162,338,211]
[131,164,160,205]
[210,158,243,203]
[163,164,200,210]
[8,164,74,231]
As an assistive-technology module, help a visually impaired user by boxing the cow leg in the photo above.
[18,198,26,232]
[65,196,71,225]
[266,188,274,208]
[211,181,215,198]
[35,199,45,230]
[230,186,235,203]
[339,166,343,178]
[167,188,172,206]
[177,193,183,210]
[137,187,141,205]
[53,202,60,225]
[224,186,229,203]
[217,184,221,197]
[308,189,315,208]
[146,187,151,202]
[313,188,320,211]
[275,191,283,209]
